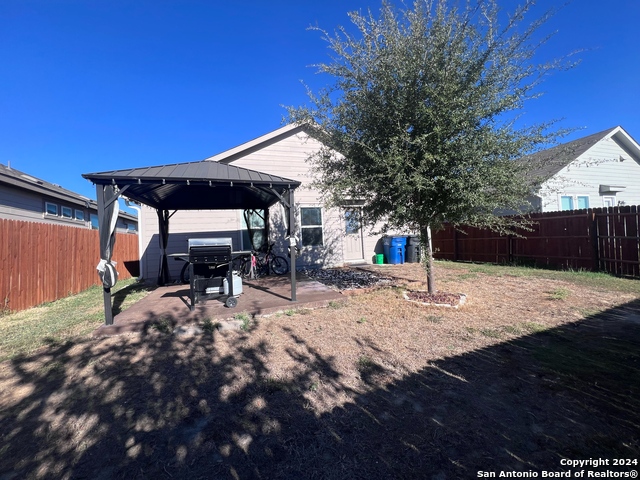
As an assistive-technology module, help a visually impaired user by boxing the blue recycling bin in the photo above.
[383,236,407,264]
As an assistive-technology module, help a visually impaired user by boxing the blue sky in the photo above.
[1,1,639,214]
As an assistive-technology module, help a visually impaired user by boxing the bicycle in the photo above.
[234,242,289,278]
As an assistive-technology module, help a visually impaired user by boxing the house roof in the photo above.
[0,163,137,222]
[82,159,301,211]
[523,126,640,183]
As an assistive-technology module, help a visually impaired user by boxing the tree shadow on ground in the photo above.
[1,300,639,479]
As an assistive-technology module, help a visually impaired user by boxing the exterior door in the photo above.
[344,208,364,261]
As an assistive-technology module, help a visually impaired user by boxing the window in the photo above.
[301,207,323,246]
[241,209,266,250]
[61,206,72,219]
[90,213,99,230]
[45,202,58,216]
[345,209,361,235]
[577,196,589,209]
[75,209,85,221]
[126,223,137,232]
[560,195,589,211]
[603,196,615,208]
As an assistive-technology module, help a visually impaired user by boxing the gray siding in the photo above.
[0,183,138,233]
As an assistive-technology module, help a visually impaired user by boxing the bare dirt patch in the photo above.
[1,263,639,479]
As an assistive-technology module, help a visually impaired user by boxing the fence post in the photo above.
[453,227,458,262]
[590,209,599,272]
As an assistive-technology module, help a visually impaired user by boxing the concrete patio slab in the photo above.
[93,273,343,337]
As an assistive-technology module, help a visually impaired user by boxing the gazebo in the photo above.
[83,160,301,325]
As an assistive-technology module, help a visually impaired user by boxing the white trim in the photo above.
[602,196,616,208]
[61,206,73,219]
[45,202,58,216]
[558,194,590,211]
[205,124,305,163]
[300,206,324,247]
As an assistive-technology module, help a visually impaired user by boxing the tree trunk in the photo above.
[420,224,436,294]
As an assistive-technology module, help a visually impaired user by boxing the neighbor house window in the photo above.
[126,223,137,233]
[45,202,58,216]
[61,206,72,219]
[90,213,99,229]
[560,195,589,211]
[75,209,85,221]
[300,207,323,246]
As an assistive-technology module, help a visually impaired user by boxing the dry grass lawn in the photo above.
[1,262,639,479]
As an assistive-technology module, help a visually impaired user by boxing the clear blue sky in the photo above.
[2,1,639,215]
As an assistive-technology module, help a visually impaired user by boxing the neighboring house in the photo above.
[524,126,640,212]
[0,163,138,233]
[137,123,392,282]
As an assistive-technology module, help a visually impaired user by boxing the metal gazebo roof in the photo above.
[82,160,301,211]
[83,159,301,326]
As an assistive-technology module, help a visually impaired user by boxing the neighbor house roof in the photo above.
[0,164,138,221]
[0,163,137,222]
[522,126,640,184]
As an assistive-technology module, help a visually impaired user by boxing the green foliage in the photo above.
[152,317,172,334]
[202,318,219,333]
[234,312,252,331]
[548,287,570,300]
[288,0,574,236]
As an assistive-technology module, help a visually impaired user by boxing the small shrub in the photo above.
[234,312,252,331]
[357,317,367,324]
[426,315,443,324]
[202,318,219,333]
[284,309,296,317]
[356,355,373,371]
[328,300,345,309]
[152,317,172,333]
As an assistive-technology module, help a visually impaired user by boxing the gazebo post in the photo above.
[96,185,113,325]
[157,209,170,286]
[289,188,297,302]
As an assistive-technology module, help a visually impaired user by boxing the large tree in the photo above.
[288,0,575,292]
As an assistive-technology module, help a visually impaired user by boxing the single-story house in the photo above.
[0,163,138,232]
[524,126,640,212]
[135,123,389,283]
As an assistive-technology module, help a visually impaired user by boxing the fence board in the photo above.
[1,218,139,312]
[432,206,640,277]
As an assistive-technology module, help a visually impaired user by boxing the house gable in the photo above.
[535,127,640,211]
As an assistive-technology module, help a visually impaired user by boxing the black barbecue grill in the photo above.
[187,238,241,309]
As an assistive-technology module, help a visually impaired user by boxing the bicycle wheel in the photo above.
[270,256,289,275]
[180,262,191,284]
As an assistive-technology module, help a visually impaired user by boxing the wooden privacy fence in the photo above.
[1,218,139,312]
[432,206,640,277]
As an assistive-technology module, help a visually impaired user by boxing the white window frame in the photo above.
[558,194,590,211]
[602,196,616,208]
[75,209,85,221]
[45,202,58,216]
[300,206,324,247]
[61,206,73,219]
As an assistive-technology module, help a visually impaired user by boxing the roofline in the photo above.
[605,126,640,159]
[0,164,138,220]
[205,123,310,164]
[0,165,95,207]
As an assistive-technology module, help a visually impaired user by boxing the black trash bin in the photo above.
[406,235,420,263]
